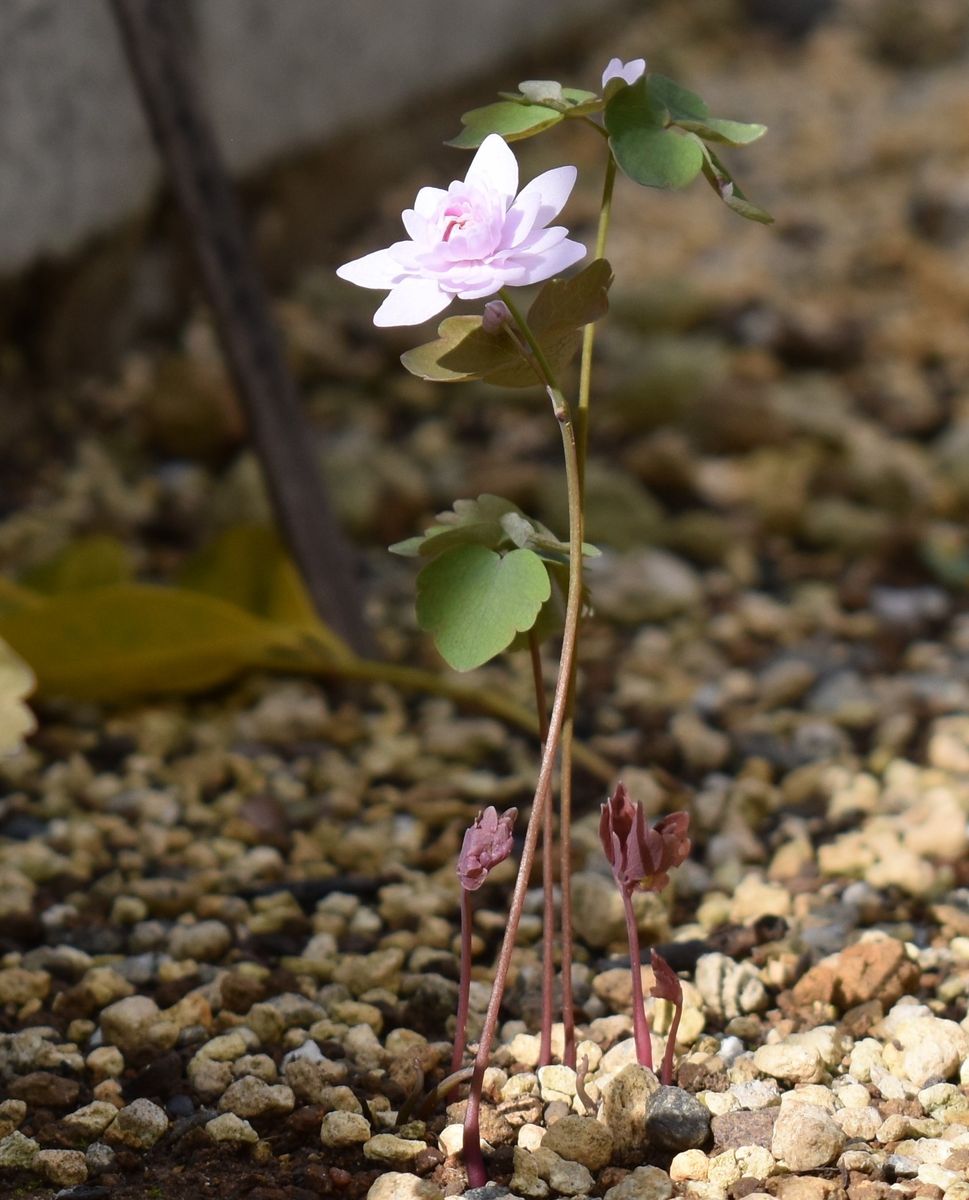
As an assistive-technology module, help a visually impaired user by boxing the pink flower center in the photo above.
[441,201,472,242]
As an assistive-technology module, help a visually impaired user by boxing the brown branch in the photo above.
[107,0,372,654]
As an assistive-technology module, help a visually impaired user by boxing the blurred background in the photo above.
[2,0,969,683]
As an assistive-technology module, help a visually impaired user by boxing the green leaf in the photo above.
[401,317,491,383]
[447,101,562,148]
[402,316,575,390]
[646,75,709,122]
[647,75,766,146]
[0,637,36,754]
[0,585,318,702]
[605,79,704,190]
[699,145,774,224]
[528,259,613,334]
[22,535,131,595]
[416,545,550,671]
[678,116,767,146]
[401,261,613,390]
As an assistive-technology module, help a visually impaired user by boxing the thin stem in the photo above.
[559,707,577,1069]
[463,303,584,1189]
[531,631,556,1069]
[452,887,474,1074]
[621,890,653,1070]
[558,152,619,1068]
[576,153,617,489]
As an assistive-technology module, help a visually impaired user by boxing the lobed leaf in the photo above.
[401,265,613,390]
[605,79,704,191]
[647,75,766,145]
[699,145,774,224]
[646,74,709,122]
[415,544,551,671]
[447,101,562,148]
[528,258,613,334]
[677,115,767,146]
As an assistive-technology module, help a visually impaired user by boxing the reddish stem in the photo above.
[530,631,555,1069]
[462,382,584,1189]
[559,711,577,1069]
[452,888,474,1074]
[621,889,653,1070]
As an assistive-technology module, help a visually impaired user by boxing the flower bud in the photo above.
[482,299,511,334]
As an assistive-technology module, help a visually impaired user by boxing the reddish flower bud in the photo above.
[599,783,690,897]
[457,805,517,891]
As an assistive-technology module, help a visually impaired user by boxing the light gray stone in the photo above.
[107,1098,169,1150]
[205,1113,260,1144]
[320,1111,371,1149]
[218,1075,295,1118]
[771,1104,844,1170]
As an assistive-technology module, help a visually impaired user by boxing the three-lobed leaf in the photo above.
[605,79,705,190]
[415,544,551,671]
[401,260,613,389]
[447,101,563,149]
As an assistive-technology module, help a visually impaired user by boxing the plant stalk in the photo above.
[463,296,585,1188]
[558,151,619,1067]
[530,630,556,1069]
[621,890,653,1070]
[558,706,577,1068]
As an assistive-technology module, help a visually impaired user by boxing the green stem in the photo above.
[562,152,618,1068]
[463,300,585,1187]
[576,153,617,489]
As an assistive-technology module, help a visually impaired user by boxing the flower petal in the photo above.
[464,134,518,208]
[500,189,542,249]
[336,247,406,289]
[510,165,578,230]
[401,208,429,242]
[413,186,448,218]
[372,277,452,327]
[507,237,586,286]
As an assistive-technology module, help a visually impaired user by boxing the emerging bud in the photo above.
[482,299,511,334]
[457,805,517,891]
[599,783,690,897]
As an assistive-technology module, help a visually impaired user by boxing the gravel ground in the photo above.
[3,1,969,1198]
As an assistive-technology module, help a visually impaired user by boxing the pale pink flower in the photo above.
[336,135,585,327]
[601,57,647,89]
[457,805,517,891]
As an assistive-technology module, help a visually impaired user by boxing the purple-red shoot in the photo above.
[650,949,683,1085]
[454,806,517,1072]
[600,783,690,1070]
[453,805,516,1186]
